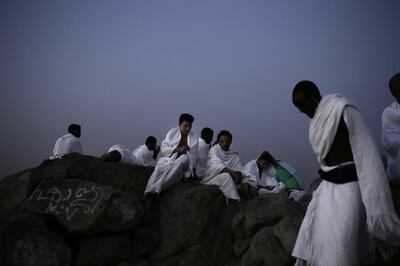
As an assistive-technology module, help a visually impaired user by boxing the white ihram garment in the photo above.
[382,101,400,182]
[133,144,156,167]
[201,144,243,201]
[144,127,198,194]
[196,138,210,178]
[292,94,400,266]
[52,133,83,157]
[242,160,281,195]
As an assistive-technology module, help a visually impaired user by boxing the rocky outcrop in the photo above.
[1,153,399,266]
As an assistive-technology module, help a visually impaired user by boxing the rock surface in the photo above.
[0,153,399,266]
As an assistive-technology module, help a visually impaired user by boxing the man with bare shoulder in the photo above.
[144,113,198,194]
[291,80,400,265]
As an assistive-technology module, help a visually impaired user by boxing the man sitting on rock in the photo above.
[382,72,400,184]
[101,144,140,165]
[241,151,305,200]
[201,130,243,202]
[133,136,160,167]
[196,127,214,178]
[51,124,83,159]
[144,113,198,195]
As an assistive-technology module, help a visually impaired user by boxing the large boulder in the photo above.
[30,153,153,195]
[0,154,326,266]
[0,169,32,210]
[24,179,143,234]
[148,180,238,266]
[0,211,71,266]
[241,227,292,266]
[232,194,306,237]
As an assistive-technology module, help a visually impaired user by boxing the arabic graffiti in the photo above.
[30,186,104,221]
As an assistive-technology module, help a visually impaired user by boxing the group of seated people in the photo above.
[51,113,305,202]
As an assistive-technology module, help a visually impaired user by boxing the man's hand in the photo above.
[231,171,243,184]
[175,145,190,154]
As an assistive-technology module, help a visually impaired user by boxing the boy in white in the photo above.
[196,127,214,178]
[201,130,243,201]
[133,136,160,167]
[382,72,400,183]
[52,124,83,158]
[144,113,198,194]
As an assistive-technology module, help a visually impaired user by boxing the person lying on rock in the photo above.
[133,136,160,167]
[291,80,400,266]
[101,144,141,165]
[196,127,214,178]
[51,124,83,159]
[144,113,198,195]
[201,130,243,202]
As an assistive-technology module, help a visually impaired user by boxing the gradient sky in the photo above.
[1,0,399,187]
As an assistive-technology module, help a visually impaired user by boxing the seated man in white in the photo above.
[133,136,160,167]
[241,151,305,201]
[144,113,198,195]
[201,130,243,201]
[101,144,140,165]
[51,124,83,159]
[196,127,214,178]
[382,72,400,184]
[241,151,283,199]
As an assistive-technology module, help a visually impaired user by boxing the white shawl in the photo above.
[203,144,243,182]
[310,94,400,245]
[53,133,83,157]
[133,144,156,167]
[242,159,280,188]
[157,127,198,176]
[382,101,400,180]
[196,138,210,178]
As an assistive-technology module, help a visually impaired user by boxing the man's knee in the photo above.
[176,154,189,167]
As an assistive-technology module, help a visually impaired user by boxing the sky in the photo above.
[1,0,399,188]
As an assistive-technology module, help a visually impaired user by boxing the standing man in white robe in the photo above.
[52,124,83,158]
[196,127,214,178]
[382,72,400,184]
[201,130,243,201]
[133,136,160,167]
[291,80,400,266]
[101,144,140,165]
[144,113,198,195]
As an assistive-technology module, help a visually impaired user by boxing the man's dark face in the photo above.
[390,74,400,103]
[292,91,319,118]
[72,128,81,138]
[147,141,156,151]
[179,121,192,135]
[203,133,213,145]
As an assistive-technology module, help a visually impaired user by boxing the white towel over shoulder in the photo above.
[382,101,400,181]
[202,144,243,182]
[157,127,198,177]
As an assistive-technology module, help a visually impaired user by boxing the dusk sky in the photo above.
[1,0,399,187]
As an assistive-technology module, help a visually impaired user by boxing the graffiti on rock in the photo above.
[30,186,103,221]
